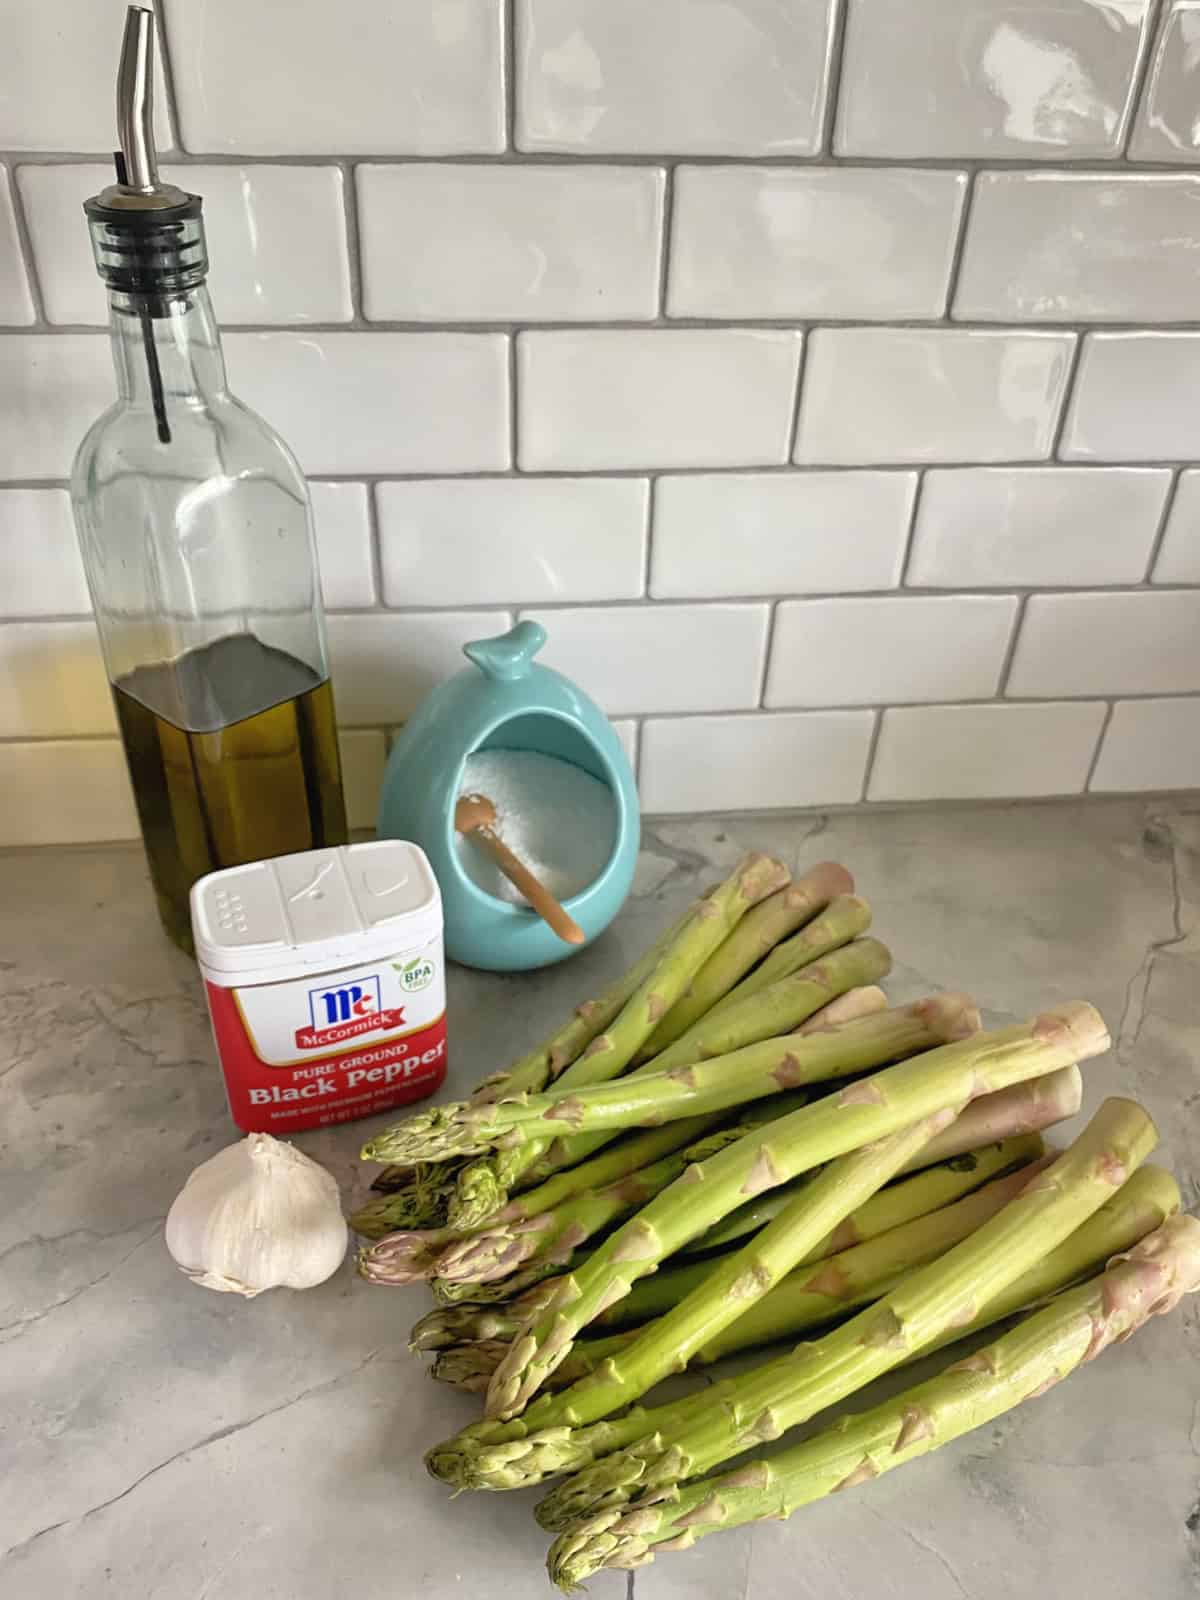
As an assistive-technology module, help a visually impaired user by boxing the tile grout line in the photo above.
[4,463,1200,486]
[1050,333,1088,460]
[5,167,49,324]
[642,476,658,597]
[656,166,675,317]
[859,707,886,802]
[338,161,366,322]
[995,594,1030,698]
[756,599,779,707]
[4,693,1200,752]
[10,149,1200,172]
[506,332,519,469]
[1140,465,1182,581]
[14,313,1200,337]
[784,325,810,464]
[1120,0,1165,160]
[897,469,927,587]
[364,482,387,609]
[1082,699,1117,791]
[8,577,1200,629]
[941,168,978,319]
[502,0,517,153]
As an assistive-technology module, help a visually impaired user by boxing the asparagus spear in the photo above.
[689,1129,1044,1258]
[436,854,790,1225]
[408,1134,1048,1352]
[499,1162,1177,1509]
[471,899,709,1106]
[702,894,885,1020]
[356,1115,727,1264]
[548,1210,1200,1586]
[643,889,870,1062]
[637,864,855,1058]
[365,973,994,1171]
[370,918,707,1229]
[428,1149,1171,1496]
[640,921,883,1081]
[434,1003,1103,1463]
[696,1063,1083,1255]
[421,1058,1076,1311]
[432,1093,814,1288]
[427,1151,1052,1397]
[460,956,886,1215]
[488,1106,957,1421]
[543,1097,1153,1524]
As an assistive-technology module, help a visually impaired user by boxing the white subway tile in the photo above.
[518,330,802,471]
[610,719,639,774]
[0,168,34,324]
[0,490,91,617]
[0,335,113,479]
[0,620,114,737]
[908,468,1171,588]
[225,333,509,476]
[515,0,837,155]
[868,701,1105,802]
[669,167,966,320]
[957,173,1200,324]
[377,478,647,606]
[20,165,352,326]
[650,472,915,599]
[1153,471,1200,583]
[170,0,503,154]
[0,0,172,150]
[337,729,388,830]
[519,605,769,716]
[641,711,873,814]
[766,596,1018,708]
[1130,2,1200,161]
[0,741,137,846]
[358,165,663,322]
[1009,591,1200,697]
[326,611,511,726]
[1063,334,1200,462]
[795,329,1074,466]
[836,0,1153,158]
[310,483,375,610]
[1091,698,1200,792]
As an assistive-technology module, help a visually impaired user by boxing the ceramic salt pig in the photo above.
[376,622,639,971]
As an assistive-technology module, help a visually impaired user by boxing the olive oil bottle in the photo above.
[71,9,347,952]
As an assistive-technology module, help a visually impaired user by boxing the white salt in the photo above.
[456,749,617,908]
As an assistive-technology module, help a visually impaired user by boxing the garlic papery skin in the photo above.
[165,1134,348,1297]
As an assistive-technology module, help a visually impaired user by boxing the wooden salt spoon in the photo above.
[454,792,585,946]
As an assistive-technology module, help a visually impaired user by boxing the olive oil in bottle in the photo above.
[70,10,349,953]
[112,635,347,953]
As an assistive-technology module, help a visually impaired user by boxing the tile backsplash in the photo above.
[3,0,1200,849]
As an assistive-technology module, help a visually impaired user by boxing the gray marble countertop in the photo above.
[3,800,1199,1599]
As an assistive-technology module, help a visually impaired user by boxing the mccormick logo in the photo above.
[295,975,406,1050]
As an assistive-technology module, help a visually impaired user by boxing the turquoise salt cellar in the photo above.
[376,622,640,972]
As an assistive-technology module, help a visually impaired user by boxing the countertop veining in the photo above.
[2,800,1199,1598]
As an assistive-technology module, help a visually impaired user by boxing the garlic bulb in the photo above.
[165,1134,348,1297]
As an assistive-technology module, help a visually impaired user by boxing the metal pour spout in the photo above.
[116,6,160,194]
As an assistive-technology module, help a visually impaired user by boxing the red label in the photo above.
[205,980,447,1134]
[293,1006,407,1050]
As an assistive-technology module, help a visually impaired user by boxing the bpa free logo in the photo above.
[309,975,381,1032]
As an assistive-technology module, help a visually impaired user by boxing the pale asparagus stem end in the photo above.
[794,986,888,1034]
[1032,1001,1110,1062]
[912,991,982,1043]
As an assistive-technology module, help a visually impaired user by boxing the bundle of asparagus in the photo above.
[351,853,1196,1589]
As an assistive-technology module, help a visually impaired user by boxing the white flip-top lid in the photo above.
[191,841,442,986]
